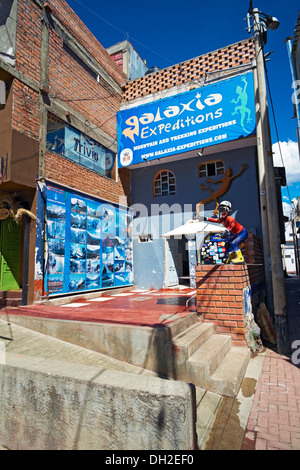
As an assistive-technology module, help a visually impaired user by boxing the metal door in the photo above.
[0,219,22,290]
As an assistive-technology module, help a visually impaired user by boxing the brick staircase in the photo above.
[0,290,22,309]
[162,314,251,397]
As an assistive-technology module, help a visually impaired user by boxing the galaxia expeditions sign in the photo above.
[117,72,255,167]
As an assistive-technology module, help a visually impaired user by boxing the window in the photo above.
[198,160,225,178]
[138,234,153,243]
[153,170,176,197]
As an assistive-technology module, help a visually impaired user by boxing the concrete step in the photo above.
[171,322,214,362]
[173,322,214,356]
[162,321,214,379]
[189,334,232,378]
[187,335,250,397]
[210,346,251,397]
[167,312,198,339]
[0,291,22,308]
[4,309,250,397]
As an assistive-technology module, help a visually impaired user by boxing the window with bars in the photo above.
[153,170,176,197]
[198,160,225,178]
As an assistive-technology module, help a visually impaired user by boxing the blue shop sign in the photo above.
[47,123,115,178]
[117,72,255,167]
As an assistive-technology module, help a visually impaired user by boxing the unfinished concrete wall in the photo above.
[0,353,196,450]
[0,0,17,66]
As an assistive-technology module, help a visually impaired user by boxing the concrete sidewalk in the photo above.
[205,276,300,450]
[240,276,300,450]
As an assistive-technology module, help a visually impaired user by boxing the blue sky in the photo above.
[66,0,300,211]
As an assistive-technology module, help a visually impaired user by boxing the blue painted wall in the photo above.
[130,145,261,289]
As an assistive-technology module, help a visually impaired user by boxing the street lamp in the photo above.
[246,5,290,356]
[259,13,280,32]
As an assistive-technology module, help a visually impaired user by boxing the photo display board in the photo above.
[45,183,133,295]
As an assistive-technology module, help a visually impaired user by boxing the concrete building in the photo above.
[283,220,297,274]
[117,39,261,289]
[0,0,286,333]
[107,40,148,80]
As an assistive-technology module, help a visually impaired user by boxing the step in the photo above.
[166,312,198,339]
[4,298,23,307]
[187,334,232,388]
[0,290,22,299]
[195,388,223,450]
[161,322,214,379]
[209,346,251,397]
[0,291,23,308]
[172,322,214,361]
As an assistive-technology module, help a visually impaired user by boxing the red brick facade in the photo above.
[122,38,255,102]
[11,0,130,204]
[0,0,132,303]
[196,234,264,346]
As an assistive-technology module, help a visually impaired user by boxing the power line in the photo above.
[68,0,175,65]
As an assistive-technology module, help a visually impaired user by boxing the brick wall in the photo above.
[122,38,255,102]
[110,52,124,71]
[11,0,130,204]
[196,233,265,346]
[12,80,40,140]
[15,0,42,83]
[45,153,130,205]
[196,264,249,345]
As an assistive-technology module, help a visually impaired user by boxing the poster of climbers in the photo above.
[117,72,255,167]
[45,183,133,295]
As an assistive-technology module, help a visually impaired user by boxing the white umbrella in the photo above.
[162,219,222,237]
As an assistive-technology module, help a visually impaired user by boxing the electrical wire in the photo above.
[68,0,175,66]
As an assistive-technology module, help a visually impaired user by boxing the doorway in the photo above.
[165,236,196,288]
[0,218,22,290]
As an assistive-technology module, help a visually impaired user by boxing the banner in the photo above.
[117,72,255,167]
[45,184,133,295]
[47,122,116,179]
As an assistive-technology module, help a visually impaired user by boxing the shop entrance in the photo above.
[0,218,22,290]
[165,236,196,288]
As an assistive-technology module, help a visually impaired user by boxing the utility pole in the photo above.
[249,7,290,356]
[252,61,274,316]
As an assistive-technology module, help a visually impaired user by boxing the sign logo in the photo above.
[120,148,133,166]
